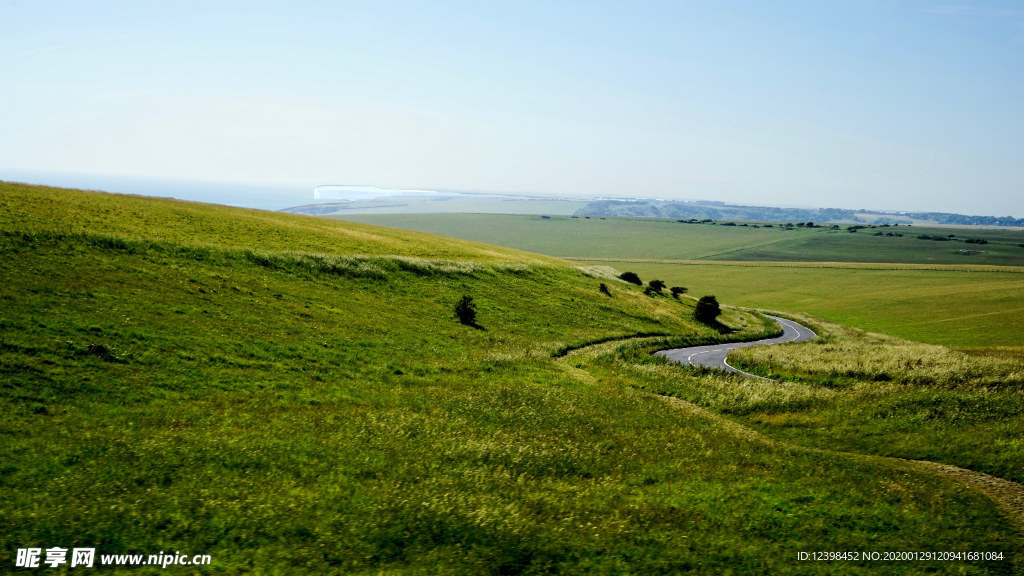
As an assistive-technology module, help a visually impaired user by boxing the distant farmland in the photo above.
[585,259,1024,350]
[336,213,1024,266]
[336,213,1024,350]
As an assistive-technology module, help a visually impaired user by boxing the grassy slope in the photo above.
[592,260,1024,349]
[2,183,1022,574]
[726,317,1024,482]
[333,214,1024,349]
[635,314,1024,484]
[2,183,561,264]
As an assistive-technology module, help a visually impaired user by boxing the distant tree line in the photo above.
[904,212,1024,227]
[575,200,1024,228]
[576,200,854,223]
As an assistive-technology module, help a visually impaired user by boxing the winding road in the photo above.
[655,315,816,378]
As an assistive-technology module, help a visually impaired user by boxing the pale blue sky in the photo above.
[2,1,1022,216]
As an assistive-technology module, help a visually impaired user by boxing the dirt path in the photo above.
[658,395,1024,528]
[909,459,1024,527]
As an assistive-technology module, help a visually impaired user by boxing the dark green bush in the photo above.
[694,295,721,324]
[618,271,642,285]
[454,296,477,326]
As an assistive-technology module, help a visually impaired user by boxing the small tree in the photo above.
[618,271,642,285]
[670,286,688,299]
[694,295,721,324]
[647,279,666,293]
[454,295,477,326]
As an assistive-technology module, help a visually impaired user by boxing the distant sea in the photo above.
[0,170,313,211]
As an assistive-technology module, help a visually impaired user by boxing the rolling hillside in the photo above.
[334,213,1024,348]
[2,182,1021,574]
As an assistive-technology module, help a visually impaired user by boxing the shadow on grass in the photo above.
[697,319,734,334]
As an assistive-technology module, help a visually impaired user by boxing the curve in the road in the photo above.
[656,315,815,379]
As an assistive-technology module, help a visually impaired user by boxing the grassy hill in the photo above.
[2,182,1022,574]
[591,259,1024,349]
[334,213,1024,349]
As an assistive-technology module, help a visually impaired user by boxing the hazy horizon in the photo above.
[6,168,1024,220]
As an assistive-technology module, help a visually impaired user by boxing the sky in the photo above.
[2,0,1023,216]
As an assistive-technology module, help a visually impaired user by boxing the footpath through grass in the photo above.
[2,183,1022,574]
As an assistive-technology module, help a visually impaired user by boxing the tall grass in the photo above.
[731,320,1024,388]
[646,315,1024,484]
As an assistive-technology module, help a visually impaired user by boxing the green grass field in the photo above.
[336,213,1024,265]
[335,213,792,260]
[3,183,1023,574]
[712,227,1024,265]
[724,316,1024,483]
[337,214,1024,350]
[587,260,1024,350]
[628,314,1024,483]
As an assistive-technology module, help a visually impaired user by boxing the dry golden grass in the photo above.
[731,315,1024,388]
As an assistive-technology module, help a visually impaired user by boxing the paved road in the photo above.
[655,315,816,378]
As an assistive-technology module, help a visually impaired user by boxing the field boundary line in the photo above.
[687,237,801,260]
[562,257,1024,273]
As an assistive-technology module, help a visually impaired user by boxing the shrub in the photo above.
[694,295,721,324]
[599,283,611,296]
[670,286,688,299]
[618,271,642,285]
[647,279,666,293]
[454,296,477,326]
